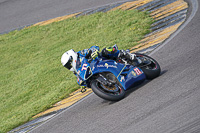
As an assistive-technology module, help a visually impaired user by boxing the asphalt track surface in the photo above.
[1,0,200,133]
[0,0,125,33]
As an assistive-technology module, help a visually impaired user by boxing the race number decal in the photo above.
[133,68,142,75]
[81,64,87,71]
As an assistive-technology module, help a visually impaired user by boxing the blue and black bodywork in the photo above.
[76,56,146,91]
[72,45,161,101]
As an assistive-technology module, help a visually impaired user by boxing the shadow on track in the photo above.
[95,70,167,105]
[125,69,168,98]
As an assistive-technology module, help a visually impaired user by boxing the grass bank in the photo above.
[0,9,154,133]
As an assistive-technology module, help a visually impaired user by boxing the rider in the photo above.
[61,44,137,73]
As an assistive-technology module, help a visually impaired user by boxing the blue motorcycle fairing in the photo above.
[122,67,146,89]
[93,60,146,90]
[76,59,91,86]
[76,57,146,90]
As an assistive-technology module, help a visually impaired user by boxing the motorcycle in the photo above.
[75,53,161,101]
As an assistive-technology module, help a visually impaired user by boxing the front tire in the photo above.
[91,80,125,101]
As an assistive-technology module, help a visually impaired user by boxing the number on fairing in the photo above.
[134,68,142,75]
[81,64,87,71]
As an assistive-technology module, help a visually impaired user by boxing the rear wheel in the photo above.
[135,53,161,79]
[91,78,125,101]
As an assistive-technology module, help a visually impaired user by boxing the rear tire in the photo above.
[91,80,125,101]
[136,53,161,80]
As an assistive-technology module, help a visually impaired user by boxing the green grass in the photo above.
[0,9,154,133]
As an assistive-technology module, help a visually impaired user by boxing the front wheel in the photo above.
[135,53,161,80]
[91,80,125,101]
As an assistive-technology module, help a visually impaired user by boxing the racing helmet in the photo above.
[61,49,77,72]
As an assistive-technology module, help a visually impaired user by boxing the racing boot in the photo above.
[119,50,141,66]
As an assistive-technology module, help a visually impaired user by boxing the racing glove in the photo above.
[85,49,99,62]
[91,49,99,59]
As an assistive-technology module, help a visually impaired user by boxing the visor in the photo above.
[64,56,73,70]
